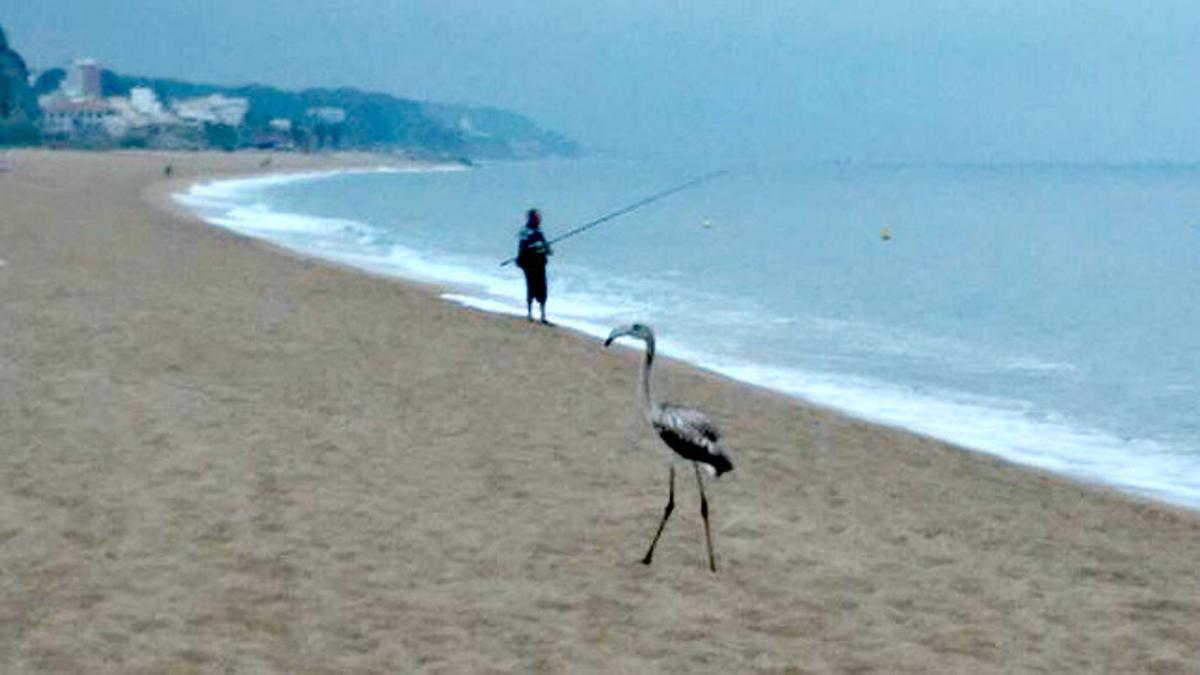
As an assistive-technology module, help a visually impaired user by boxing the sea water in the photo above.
[177,159,1200,510]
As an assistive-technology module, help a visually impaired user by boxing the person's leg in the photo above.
[524,271,534,321]
[530,266,548,323]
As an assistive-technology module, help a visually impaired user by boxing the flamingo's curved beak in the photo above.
[604,325,634,348]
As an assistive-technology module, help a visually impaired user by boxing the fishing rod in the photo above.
[499,168,730,266]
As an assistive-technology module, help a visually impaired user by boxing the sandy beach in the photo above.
[2,149,1199,673]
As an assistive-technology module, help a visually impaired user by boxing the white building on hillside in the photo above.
[39,96,113,137]
[99,87,174,138]
[172,94,249,126]
[307,107,346,124]
[63,59,103,98]
[130,87,167,118]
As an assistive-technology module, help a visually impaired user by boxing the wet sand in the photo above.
[1,149,1198,673]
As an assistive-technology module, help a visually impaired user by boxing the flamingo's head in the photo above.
[604,323,655,348]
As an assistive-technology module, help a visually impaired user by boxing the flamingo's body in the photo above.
[604,323,733,571]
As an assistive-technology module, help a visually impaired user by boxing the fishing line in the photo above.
[499,168,730,266]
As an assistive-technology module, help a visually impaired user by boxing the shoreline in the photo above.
[146,154,461,301]
[168,160,1200,514]
[2,149,1198,672]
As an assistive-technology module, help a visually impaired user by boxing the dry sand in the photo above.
[1,149,1198,673]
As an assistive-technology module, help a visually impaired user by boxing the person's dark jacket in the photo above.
[516,226,551,269]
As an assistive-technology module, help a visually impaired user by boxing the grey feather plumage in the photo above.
[655,404,721,443]
[652,404,731,475]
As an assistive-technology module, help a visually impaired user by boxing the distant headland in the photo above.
[0,23,579,160]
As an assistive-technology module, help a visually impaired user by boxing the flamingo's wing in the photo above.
[655,404,721,445]
[653,404,733,475]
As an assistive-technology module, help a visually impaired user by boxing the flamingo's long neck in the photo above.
[640,335,656,421]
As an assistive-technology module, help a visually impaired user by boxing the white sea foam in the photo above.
[694,357,1200,508]
[176,165,465,212]
[442,294,619,338]
[210,205,368,236]
[174,169,1200,512]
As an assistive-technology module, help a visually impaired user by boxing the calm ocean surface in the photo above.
[178,159,1200,509]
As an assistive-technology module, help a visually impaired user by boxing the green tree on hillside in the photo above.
[0,24,39,145]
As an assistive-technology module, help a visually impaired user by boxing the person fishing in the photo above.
[499,170,730,323]
[516,208,552,323]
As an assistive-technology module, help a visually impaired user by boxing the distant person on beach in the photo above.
[516,208,552,323]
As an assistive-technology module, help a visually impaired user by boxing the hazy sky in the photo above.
[4,1,1200,162]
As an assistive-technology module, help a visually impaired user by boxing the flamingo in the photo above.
[604,323,734,572]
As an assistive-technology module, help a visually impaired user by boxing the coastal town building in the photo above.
[63,58,102,98]
[306,107,346,124]
[246,119,293,149]
[38,57,110,138]
[306,107,346,149]
[38,96,113,138]
[172,94,249,127]
[129,87,167,118]
[101,87,173,136]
